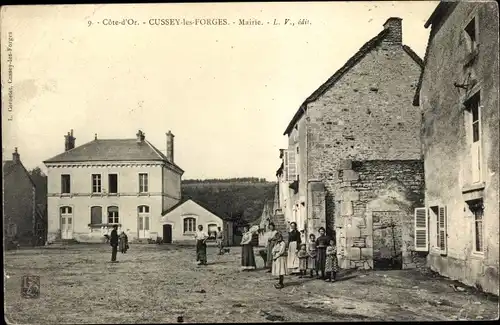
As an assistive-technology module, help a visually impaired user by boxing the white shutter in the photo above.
[287,149,297,181]
[414,207,428,251]
[438,206,448,255]
[283,150,289,182]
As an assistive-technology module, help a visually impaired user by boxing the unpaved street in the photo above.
[4,244,499,323]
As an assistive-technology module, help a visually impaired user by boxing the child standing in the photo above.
[272,232,287,289]
[307,234,318,278]
[297,244,308,278]
[325,238,339,282]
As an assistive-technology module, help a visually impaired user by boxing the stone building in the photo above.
[43,129,184,243]
[414,1,499,295]
[3,148,46,248]
[278,18,426,269]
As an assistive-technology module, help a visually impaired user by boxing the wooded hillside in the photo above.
[181,179,276,226]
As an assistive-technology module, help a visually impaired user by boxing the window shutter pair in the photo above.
[283,149,297,182]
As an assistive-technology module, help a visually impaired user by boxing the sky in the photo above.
[1,1,438,181]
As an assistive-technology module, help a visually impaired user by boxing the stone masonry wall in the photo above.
[306,39,423,238]
[336,159,424,270]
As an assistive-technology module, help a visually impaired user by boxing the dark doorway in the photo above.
[372,211,403,270]
[163,224,172,244]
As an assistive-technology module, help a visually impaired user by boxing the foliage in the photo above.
[181,179,276,225]
[28,167,47,207]
[182,177,268,184]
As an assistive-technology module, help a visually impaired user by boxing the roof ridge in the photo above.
[283,28,390,135]
[145,140,168,161]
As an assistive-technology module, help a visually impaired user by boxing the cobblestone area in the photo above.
[4,244,499,323]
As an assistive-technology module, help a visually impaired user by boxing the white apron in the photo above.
[287,241,300,271]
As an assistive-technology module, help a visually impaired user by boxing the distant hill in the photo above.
[181,178,276,226]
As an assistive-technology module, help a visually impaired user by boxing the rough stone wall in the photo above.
[419,2,499,296]
[336,159,424,270]
[306,40,423,237]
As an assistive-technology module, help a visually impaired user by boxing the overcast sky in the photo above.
[1,1,438,180]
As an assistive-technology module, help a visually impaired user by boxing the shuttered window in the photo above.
[438,206,448,255]
[90,206,102,225]
[287,149,297,181]
[283,150,289,182]
[414,207,428,251]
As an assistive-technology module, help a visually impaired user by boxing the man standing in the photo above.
[110,225,119,262]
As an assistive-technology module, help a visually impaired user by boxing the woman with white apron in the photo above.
[287,222,302,275]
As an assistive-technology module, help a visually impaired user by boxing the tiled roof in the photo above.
[284,26,424,135]
[43,139,183,173]
[3,160,36,188]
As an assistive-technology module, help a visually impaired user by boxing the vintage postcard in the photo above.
[2,1,499,324]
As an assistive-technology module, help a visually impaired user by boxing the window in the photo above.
[61,175,71,194]
[414,207,428,251]
[469,200,484,253]
[60,206,73,214]
[183,217,196,233]
[465,92,482,183]
[139,173,148,193]
[465,17,477,51]
[92,174,102,193]
[109,174,118,194]
[107,206,119,224]
[90,206,102,225]
[138,205,150,213]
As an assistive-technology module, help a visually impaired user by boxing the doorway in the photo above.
[60,206,73,239]
[372,211,403,270]
[163,224,172,244]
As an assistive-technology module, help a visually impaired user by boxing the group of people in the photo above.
[194,225,226,266]
[108,225,129,262]
[265,222,339,289]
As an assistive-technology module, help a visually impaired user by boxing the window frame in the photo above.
[61,174,71,194]
[90,206,103,225]
[91,174,102,194]
[107,206,120,224]
[464,91,482,184]
[139,173,149,193]
[464,15,479,53]
[183,217,197,234]
[469,200,484,254]
[108,174,118,194]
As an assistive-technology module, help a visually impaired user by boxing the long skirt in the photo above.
[316,247,327,272]
[307,253,317,270]
[266,240,276,268]
[287,241,300,272]
[241,244,256,270]
[272,256,288,276]
[325,255,339,273]
[196,240,207,264]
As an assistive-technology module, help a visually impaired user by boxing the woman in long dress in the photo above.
[315,227,331,279]
[195,225,209,265]
[119,231,129,254]
[240,226,256,271]
[265,223,279,272]
[287,222,302,275]
[325,236,339,282]
[272,232,287,289]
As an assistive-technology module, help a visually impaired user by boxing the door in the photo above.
[138,205,150,239]
[372,211,403,270]
[60,206,73,239]
[163,224,172,244]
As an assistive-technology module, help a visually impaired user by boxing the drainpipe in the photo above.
[302,104,309,238]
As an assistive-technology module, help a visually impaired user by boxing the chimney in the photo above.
[382,17,402,45]
[64,130,76,151]
[12,147,20,163]
[136,130,145,143]
[166,131,174,162]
